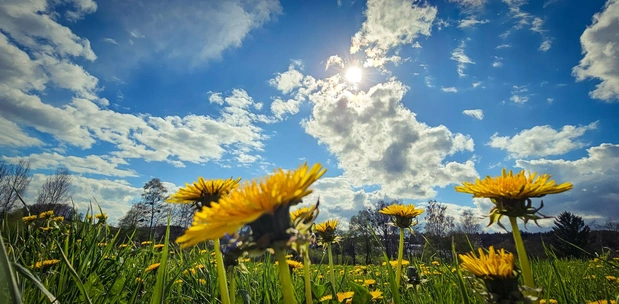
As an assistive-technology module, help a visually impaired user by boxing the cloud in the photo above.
[472,81,483,88]
[271,98,301,119]
[539,39,552,52]
[508,84,530,103]
[458,18,490,28]
[304,78,478,199]
[462,109,484,120]
[350,0,437,69]
[492,56,503,67]
[0,116,44,147]
[2,153,137,177]
[488,121,598,158]
[572,0,619,102]
[269,61,305,94]
[325,55,345,71]
[451,41,475,77]
[449,0,487,10]
[547,97,554,103]
[496,43,511,49]
[103,38,118,45]
[515,143,619,219]
[441,87,458,93]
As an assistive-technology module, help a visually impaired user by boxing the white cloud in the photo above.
[103,38,118,45]
[488,121,598,158]
[63,0,98,21]
[304,78,478,199]
[496,43,512,49]
[451,41,475,77]
[2,153,137,177]
[492,56,503,67]
[441,87,458,93]
[572,0,619,102]
[449,0,487,10]
[472,81,483,88]
[270,98,301,120]
[462,109,484,120]
[350,0,437,69]
[547,97,554,103]
[515,143,619,218]
[325,55,345,71]
[458,18,490,28]
[509,95,528,103]
[269,61,305,94]
[0,116,44,147]
[539,39,552,51]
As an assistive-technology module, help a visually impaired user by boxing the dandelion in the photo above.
[370,290,383,300]
[33,259,60,269]
[52,216,64,222]
[455,169,572,292]
[605,275,617,281]
[319,294,332,302]
[337,291,354,303]
[315,219,339,294]
[290,204,319,304]
[198,279,207,285]
[587,301,616,304]
[167,177,241,209]
[119,244,129,248]
[382,260,410,267]
[94,213,107,221]
[380,203,423,286]
[153,244,164,249]
[22,215,37,223]
[363,279,376,287]
[39,210,54,219]
[144,263,160,272]
[540,300,558,304]
[141,241,153,245]
[39,227,54,231]
[174,279,183,284]
[286,260,304,270]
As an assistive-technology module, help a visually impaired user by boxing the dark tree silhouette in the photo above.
[0,160,32,214]
[139,178,169,238]
[552,211,590,259]
[36,167,72,206]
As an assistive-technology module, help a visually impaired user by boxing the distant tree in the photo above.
[0,160,32,214]
[592,218,619,232]
[367,200,399,259]
[456,209,481,235]
[28,203,76,220]
[170,203,195,228]
[423,201,455,257]
[36,167,72,206]
[552,211,590,258]
[349,209,375,264]
[118,204,143,228]
[139,178,170,237]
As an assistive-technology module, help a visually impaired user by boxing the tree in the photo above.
[139,178,170,237]
[367,200,399,259]
[118,204,143,228]
[170,203,195,228]
[0,160,32,214]
[423,201,455,257]
[552,211,590,258]
[456,209,481,235]
[36,167,72,206]
[349,209,375,264]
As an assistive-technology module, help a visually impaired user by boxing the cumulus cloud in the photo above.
[572,0,619,102]
[269,61,305,94]
[458,18,490,28]
[304,78,478,199]
[350,0,437,69]
[516,143,619,219]
[488,121,598,158]
[496,43,511,49]
[449,0,487,10]
[451,41,475,77]
[325,55,345,71]
[462,109,484,120]
[492,56,503,67]
[0,116,44,147]
[271,98,301,119]
[539,39,552,52]
[472,81,483,88]
[2,153,137,177]
[441,87,458,93]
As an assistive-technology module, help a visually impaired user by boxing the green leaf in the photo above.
[349,282,372,304]
[55,240,93,304]
[150,216,171,304]
[312,281,328,300]
[11,263,57,304]
[0,236,21,304]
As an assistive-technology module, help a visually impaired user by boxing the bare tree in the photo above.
[456,209,481,235]
[118,204,143,228]
[424,201,455,238]
[171,203,195,228]
[0,160,32,214]
[368,200,399,258]
[139,178,170,237]
[36,167,73,206]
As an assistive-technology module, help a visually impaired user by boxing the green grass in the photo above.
[3,214,619,304]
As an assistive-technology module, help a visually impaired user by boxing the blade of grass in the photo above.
[150,216,171,304]
[55,240,93,304]
[368,225,401,304]
[11,262,58,303]
[0,235,21,304]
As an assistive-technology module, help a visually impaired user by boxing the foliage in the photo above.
[35,167,73,206]
[552,211,591,258]
[0,160,32,214]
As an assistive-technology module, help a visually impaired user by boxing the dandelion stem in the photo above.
[303,244,312,304]
[327,244,337,293]
[228,265,236,303]
[275,249,298,304]
[214,239,231,304]
[509,216,535,291]
[396,227,405,286]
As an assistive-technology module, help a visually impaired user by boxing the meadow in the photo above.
[2,210,619,304]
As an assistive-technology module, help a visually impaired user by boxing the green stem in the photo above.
[275,249,298,304]
[214,239,231,304]
[327,244,336,293]
[303,245,312,304]
[509,217,535,290]
[228,266,236,303]
[396,227,405,286]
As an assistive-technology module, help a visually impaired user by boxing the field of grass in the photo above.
[2,212,619,304]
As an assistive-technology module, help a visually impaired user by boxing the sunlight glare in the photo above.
[345,66,363,83]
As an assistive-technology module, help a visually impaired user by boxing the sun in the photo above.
[345,66,363,83]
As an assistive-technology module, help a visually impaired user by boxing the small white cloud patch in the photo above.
[462,109,484,120]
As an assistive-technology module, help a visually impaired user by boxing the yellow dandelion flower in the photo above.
[167,177,241,208]
[379,204,424,228]
[141,241,153,245]
[363,279,376,286]
[97,242,107,247]
[198,278,207,285]
[22,215,38,223]
[33,259,61,269]
[370,290,383,300]
[431,261,440,266]
[337,291,354,303]
[587,301,616,304]
[176,163,326,248]
[39,227,54,231]
[287,260,304,269]
[52,216,64,222]
[540,300,558,304]
[200,249,208,254]
[39,210,54,219]
[174,279,183,284]
[319,294,332,302]
[135,277,143,283]
[382,260,410,267]
[119,244,129,248]
[459,246,515,279]
[95,213,107,220]
[153,244,164,249]
[315,219,339,243]
[144,263,160,272]
[455,168,572,199]
[605,275,617,281]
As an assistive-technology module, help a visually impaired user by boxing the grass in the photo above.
[3,213,619,304]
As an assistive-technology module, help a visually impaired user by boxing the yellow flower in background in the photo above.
[540,299,558,304]
[39,210,54,219]
[95,213,107,220]
[39,227,54,231]
[33,259,60,269]
[52,216,64,222]
[379,204,424,228]
[382,260,410,267]
[198,279,207,285]
[337,291,354,303]
[22,215,37,223]
[119,244,129,248]
[587,301,616,304]
[455,168,572,200]
[141,241,153,245]
[176,163,326,248]
[315,219,339,243]
[362,279,376,286]
[319,294,333,302]
[290,206,313,222]
[370,290,383,300]
[144,263,160,272]
[459,246,515,279]
[167,177,241,208]
[286,260,304,269]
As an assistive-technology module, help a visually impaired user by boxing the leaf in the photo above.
[55,240,93,304]
[349,282,372,304]
[11,263,58,303]
[150,216,171,304]
[312,281,328,300]
[0,236,21,304]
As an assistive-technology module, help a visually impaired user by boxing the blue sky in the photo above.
[1,0,619,230]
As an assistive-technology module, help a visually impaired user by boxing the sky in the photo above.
[1,0,619,231]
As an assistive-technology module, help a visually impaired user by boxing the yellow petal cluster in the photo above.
[176,163,326,248]
[379,204,424,219]
[314,219,338,234]
[290,206,312,222]
[455,168,572,199]
[459,246,515,279]
[167,177,241,205]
